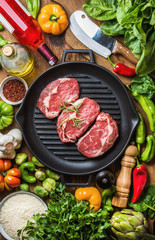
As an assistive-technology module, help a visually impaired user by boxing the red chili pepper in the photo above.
[108,57,136,76]
[132,159,147,203]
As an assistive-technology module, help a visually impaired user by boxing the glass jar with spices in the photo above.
[1,43,34,77]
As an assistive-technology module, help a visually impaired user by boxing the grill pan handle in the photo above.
[61,49,94,63]
[60,174,93,187]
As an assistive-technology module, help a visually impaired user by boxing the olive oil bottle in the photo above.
[1,43,34,77]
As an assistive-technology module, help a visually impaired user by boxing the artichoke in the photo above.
[110,209,155,240]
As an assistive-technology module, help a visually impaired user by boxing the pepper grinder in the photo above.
[112,145,138,208]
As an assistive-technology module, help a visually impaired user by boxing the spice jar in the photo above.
[1,43,34,77]
[0,76,28,105]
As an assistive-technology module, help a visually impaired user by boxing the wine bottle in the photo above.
[0,0,57,66]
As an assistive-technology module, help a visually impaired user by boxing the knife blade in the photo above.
[70,11,138,65]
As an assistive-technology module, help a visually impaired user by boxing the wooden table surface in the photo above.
[0,0,155,239]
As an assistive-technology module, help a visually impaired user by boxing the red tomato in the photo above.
[0,175,4,192]
[4,175,20,187]
[7,168,21,178]
[0,159,12,173]
[4,181,12,191]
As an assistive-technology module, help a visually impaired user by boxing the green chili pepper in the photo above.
[101,185,116,212]
[141,135,155,162]
[0,101,14,130]
[15,153,28,165]
[0,25,4,31]
[26,0,40,19]
[131,91,155,135]
[136,112,146,154]
[32,156,45,167]
[0,35,10,47]
[46,169,60,180]
[19,162,36,183]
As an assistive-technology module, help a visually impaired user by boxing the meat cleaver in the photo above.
[70,11,138,65]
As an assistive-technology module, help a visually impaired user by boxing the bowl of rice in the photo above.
[0,191,47,240]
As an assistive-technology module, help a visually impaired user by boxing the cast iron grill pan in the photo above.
[16,50,139,176]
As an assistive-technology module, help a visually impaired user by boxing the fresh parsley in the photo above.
[128,184,155,219]
[18,183,112,240]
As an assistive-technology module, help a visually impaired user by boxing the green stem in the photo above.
[136,157,142,167]
[142,233,155,240]
[142,202,155,211]
[108,56,116,67]
[50,14,60,22]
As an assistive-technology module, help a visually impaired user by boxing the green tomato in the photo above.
[0,101,14,130]
[34,186,48,198]
[15,153,28,165]
[19,183,30,191]
[35,171,46,181]
[43,178,56,192]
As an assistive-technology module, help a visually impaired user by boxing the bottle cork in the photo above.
[3,45,15,57]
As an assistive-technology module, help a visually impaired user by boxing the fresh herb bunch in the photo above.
[18,183,112,240]
[60,101,82,113]
[128,184,155,219]
[83,0,155,76]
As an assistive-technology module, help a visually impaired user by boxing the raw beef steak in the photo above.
[77,112,118,158]
[57,97,100,143]
[37,78,80,119]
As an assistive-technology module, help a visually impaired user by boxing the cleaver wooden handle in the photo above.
[113,40,138,65]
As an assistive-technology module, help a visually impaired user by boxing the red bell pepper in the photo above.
[108,56,136,77]
[132,159,147,203]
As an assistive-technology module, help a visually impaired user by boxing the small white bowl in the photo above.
[0,191,47,240]
[0,76,28,105]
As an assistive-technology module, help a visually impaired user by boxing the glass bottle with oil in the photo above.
[1,42,34,77]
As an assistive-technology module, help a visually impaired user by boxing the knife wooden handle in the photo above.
[113,40,138,66]
[112,145,138,208]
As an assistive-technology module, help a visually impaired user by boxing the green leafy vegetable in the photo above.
[128,184,155,218]
[26,0,40,19]
[83,0,155,76]
[130,75,155,99]
[18,183,112,240]
[83,0,117,21]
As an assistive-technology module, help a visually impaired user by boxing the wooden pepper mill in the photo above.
[112,145,138,208]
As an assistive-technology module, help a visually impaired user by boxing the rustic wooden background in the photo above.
[0,0,154,239]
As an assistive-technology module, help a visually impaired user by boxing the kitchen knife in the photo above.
[70,11,138,65]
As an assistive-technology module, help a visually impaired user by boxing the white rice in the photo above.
[0,193,46,240]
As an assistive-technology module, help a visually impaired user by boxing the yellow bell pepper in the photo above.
[38,4,68,35]
[75,187,102,211]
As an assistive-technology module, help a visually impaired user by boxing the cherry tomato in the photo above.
[0,159,12,173]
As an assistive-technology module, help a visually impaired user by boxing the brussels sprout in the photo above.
[19,183,29,191]
[46,169,60,180]
[34,186,48,198]
[15,153,28,165]
[35,170,46,181]
[43,178,56,192]
[32,156,45,167]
